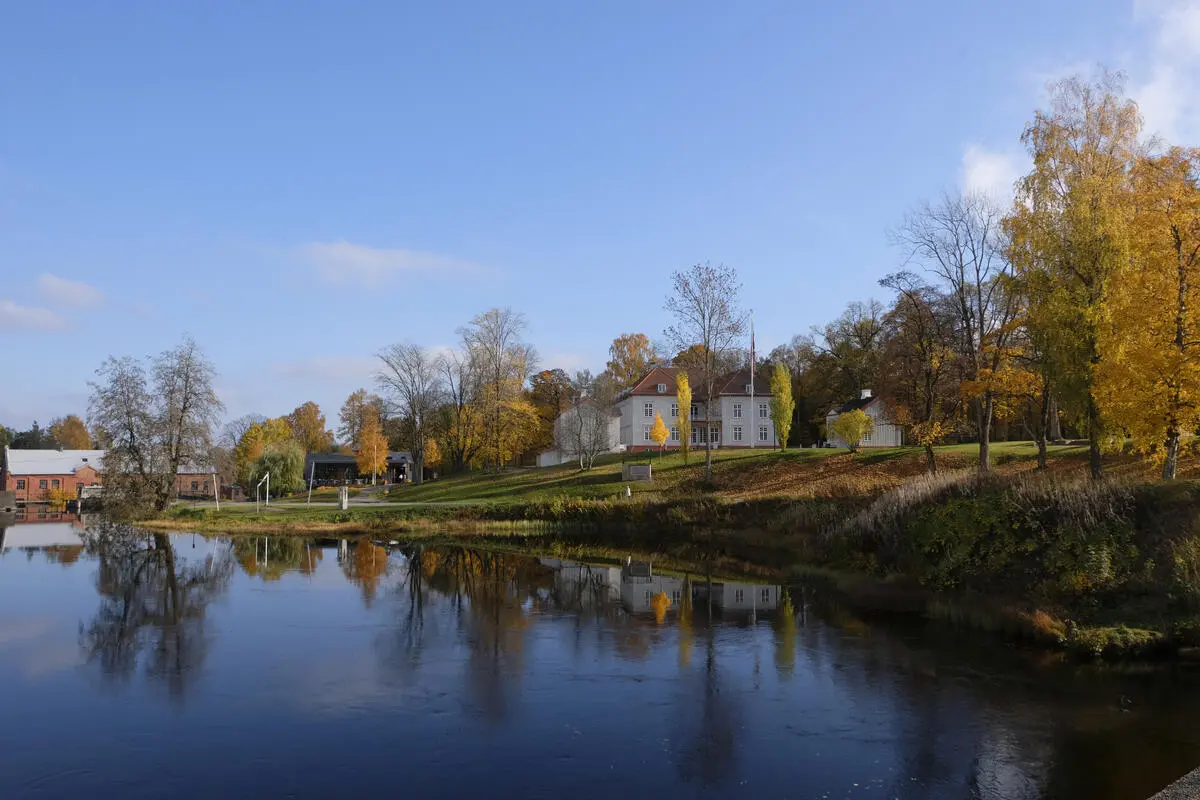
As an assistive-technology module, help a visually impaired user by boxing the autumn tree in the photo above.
[606,333,659,390]
[1005,70,1141,480]
[768,363,794,450]
[459,308,538,469]
[286,401,333,454]
[829,409,873,452]
[356,408,389,482]
[436,347,483,473]
[676,372,692,464]
[424,437,442,471]
[377,343,445,485]
[528,368,577,452]
[49,415,92,449]
[879,272,961,473]
[249,439,306,497]
[649,412,669,454]
[664,262,748,481]
[1096,147,1200,479]
[339,389,386,447]
[893,192,1021,471]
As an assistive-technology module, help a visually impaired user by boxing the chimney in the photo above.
[860,388,873,400]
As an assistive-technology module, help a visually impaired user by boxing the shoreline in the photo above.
[137,487,1191,662]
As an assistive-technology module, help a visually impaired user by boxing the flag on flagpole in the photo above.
[749,311,756,448]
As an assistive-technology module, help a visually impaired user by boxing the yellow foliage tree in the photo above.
[234,417,294,486]
[830,409,873,452]
[356,409,389,481]
[1096,147,1200,479]
[49,415,91,449]
[287,401,334,454]
[424,437,442,470]
[676,373,692,463]
[769,362,794,450]
[649,412,669,454]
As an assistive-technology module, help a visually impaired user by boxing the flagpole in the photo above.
[749,310,755,450]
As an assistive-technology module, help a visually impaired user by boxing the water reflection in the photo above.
[79,521,233,697]
[1,525,1200,799]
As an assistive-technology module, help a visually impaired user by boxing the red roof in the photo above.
[625,366,772,399]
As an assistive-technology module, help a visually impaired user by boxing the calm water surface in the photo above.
[2,519,1200,799]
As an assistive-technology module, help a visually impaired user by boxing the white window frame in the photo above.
[744,384,752,394]
[643,425,652,442]
[733,426,743,442]
[644,402,654,418]
[669,426,678,441]
[710,426,719,443]
[761,588,770,602]
[735,589,745,603]
[759,403,769,418]
[670,403,678,418]
[690,404,699,419]
[733,403,742,419]
[656,383,667,393]
[759,426,769,442]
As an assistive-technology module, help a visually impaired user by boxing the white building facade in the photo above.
[616,366,778,452]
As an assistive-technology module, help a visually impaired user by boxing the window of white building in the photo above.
[735,589,744,603]
[759,403,768,418]
[656,383,666,393]
[690,404,699,419]
[643,425,652,442]
[733,403,742,418]
[733,426,743,442]
[670,403,678,418]
[761,588,770,602]
[669,426,678,441]
[759,426,769,442]
[644,402,654,418]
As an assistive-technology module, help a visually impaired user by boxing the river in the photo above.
[1,519,1199,799]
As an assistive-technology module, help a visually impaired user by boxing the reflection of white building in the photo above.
[620,574,686,613]
[539,558,623,607]
[0,522,84,552]
[707,581,780,613]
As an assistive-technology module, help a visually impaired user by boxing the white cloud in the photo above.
[960,144,1023,202]
[1131,0,1200,142]
[37,273,105,308]
[273,355,379,383]
[299,240,483,287]
[0,299,66,331]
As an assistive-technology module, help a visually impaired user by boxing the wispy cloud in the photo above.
[1131,0,1200,143]
[0,299,66,331]
[37,273,105,309]
[299,240,484,287]
[960,144,1024,202]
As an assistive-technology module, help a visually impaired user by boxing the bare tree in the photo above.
[459,308,538,469]
[663,262,748,481]
[89,337,223,513]
[220,414,267,449]
[555,372,618,469]
[893,191,1018,471]
[377,343,445,485]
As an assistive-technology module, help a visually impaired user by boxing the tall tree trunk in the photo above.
[1087,393,1104,481]
[1164,429,1180,481]
[413,454,424,485]
[1037,382,1050,472]
[704,438,713,482]
[977,395,993,473]
[925,444,937,474]
[1047,395,1062,442]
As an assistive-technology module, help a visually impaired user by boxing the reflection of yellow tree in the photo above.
[774,590,796,679]
[651,590,671,624]
[44,545,84,567]
[678,576,694,668]
[341,540,390,606]
[234,537,323,582]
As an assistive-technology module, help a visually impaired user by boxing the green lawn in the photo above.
[386,441,1074,504]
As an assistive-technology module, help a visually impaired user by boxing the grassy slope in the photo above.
[391,442,1091,504]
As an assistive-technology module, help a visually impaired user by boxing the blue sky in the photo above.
[2,0,1196,430]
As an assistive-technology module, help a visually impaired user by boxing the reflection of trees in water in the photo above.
[378,547,556,721]
[43,545,84,567]
[233,537,322,582]
[80,522,233,698]
[340,540,390,606]
[673,615,740,787]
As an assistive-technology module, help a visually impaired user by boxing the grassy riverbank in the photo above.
[148,441,1200,659]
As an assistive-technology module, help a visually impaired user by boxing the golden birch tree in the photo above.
[649,412,669,454]
[676,372,692,463]
[356,409,389,480]
[1096,147,1200,479]
[768,362,794,450]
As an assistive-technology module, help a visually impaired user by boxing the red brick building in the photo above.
[1,448,105,503]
